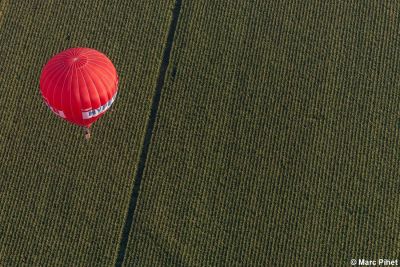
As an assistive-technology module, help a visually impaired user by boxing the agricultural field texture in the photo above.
[0,0,174,265]
[2,0,400,266]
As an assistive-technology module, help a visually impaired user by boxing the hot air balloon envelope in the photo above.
[39,47,118,128]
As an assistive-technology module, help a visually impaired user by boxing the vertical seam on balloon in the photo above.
[84,66,102,112]
[93,62,117,97]
[87,58,116,78]
[88,61,116,80]
[40,63,65,101]
[89,66,111,105]
[61,65,75,120]
[79,68,94,119]
[69,63,77,123]
[74,66,83,125]
[59,64,72,120]
[85,56,116,89]
[51,63,71,113]
[40,62,65,89]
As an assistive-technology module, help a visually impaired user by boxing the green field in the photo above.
[2,0,400,266]
[0,0,174,265]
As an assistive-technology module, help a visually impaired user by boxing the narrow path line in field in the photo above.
[115,0,182,266]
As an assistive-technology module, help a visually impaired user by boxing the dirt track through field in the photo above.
[115,0,182,266]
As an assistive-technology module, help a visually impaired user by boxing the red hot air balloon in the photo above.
[39,47,118,139]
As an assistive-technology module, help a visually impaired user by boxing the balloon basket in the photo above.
[83,127,91,140]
